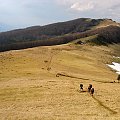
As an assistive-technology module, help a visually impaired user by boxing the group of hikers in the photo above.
[79,75,120,95]
[80,84,94,96]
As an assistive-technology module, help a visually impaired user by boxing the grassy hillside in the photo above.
[0,18,119,51]
[0,25,120,52]
[0,18,100,44]
[0,43,120,119]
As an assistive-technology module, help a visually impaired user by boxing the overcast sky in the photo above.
[0,0,120,31]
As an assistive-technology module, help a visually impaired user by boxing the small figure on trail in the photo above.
[47,67,51,71]
[88,84,92,92]
[56,73,59,77]
[90,88,94,96]
[117,75,120,83]
[80,84,83,91]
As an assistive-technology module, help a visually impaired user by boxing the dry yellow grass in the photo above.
[0,44,120,120]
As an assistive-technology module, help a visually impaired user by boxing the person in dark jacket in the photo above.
[117,75,120,83]
[80,84,83,91]
[88,84,92,92]
[90,88,94,96]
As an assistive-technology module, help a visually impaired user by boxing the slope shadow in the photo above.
[56,73,89,80]
[56,72,117,83]
[77,89,87,93]
[92,96,117,114]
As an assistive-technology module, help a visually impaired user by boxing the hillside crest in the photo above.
[0,18,120,52]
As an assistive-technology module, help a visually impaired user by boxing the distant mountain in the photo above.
[0,18,120,52]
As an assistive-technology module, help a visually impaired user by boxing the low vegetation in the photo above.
[0,18,120,119]
[0,43,120,119]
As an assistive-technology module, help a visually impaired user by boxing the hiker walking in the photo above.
[88,84,92,92]
[117,74,120,83]
[80,84,83,91]
[90,88,94,96]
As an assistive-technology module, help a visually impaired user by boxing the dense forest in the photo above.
[0,18,106,45]
[0,18,120,52]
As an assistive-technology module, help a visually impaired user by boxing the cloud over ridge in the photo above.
[70,1,94,11]
[0,0,120,31]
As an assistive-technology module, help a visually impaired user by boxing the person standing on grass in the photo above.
[80,84,83,91]
[90,88,94,96]
[117,74,120,83]
[88,84,92,92]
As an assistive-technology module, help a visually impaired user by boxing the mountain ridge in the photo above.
[0,18,120,52]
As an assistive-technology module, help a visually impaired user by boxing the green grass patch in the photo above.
[71,34,108,46]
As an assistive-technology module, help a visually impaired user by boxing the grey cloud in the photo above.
[0,0,120,31]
